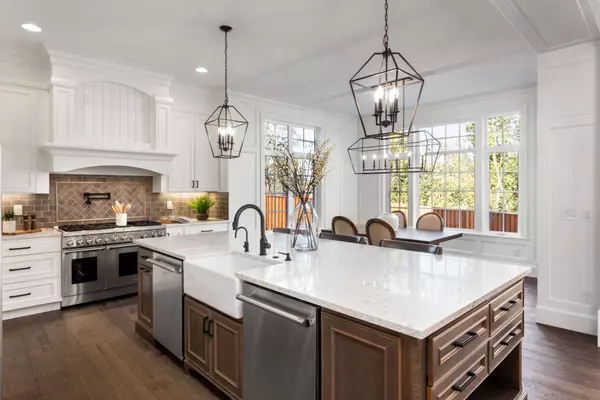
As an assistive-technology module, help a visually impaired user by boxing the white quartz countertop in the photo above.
[135,231,531,339]
[161,219,229,227]
[2,228,62,241]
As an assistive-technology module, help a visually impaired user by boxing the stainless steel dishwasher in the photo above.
[147,251,183,360]
[237,282,320,400]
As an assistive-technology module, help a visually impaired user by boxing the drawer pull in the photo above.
[9,246,31,251]
[500,299,518,312]
[453,331,478,348]
[203,316,209,334]
[9,292,31,299]
[500,328,522,346]
[201,229,214,233]
[8,266,32,272]
[452,371,477,392]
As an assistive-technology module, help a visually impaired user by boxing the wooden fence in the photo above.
[266,196,518,233]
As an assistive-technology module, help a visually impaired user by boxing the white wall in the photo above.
[536,42,600,336]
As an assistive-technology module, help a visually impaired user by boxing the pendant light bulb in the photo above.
[374,86,384,102]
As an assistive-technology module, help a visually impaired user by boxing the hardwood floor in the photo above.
[3,296,223,400]
[2,278,600,399]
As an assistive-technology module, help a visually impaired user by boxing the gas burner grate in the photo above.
[58,220,162,232]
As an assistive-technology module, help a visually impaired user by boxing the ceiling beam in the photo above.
[489,0,547,53]
[580,0,600,38]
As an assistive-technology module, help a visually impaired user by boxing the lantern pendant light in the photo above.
[350,0,425,138]
[205,25,249,159]
[347,0,440,175]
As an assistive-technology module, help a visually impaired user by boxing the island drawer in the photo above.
[427,304,489,386]
[489,281,524,335]
[488,310,524,372]
[427,342,488,400]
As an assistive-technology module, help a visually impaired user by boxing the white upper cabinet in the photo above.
[0,83,48,194]
[194,116,220,192]
[170,112,195,192]
[168,112,220,193]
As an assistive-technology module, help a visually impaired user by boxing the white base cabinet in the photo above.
[2,235,62,319]
[166,221,229,237]
[170,111,221,193]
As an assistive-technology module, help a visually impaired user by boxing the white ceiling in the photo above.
[0,0,597,115]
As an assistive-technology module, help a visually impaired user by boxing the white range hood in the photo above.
[43,143,177,175]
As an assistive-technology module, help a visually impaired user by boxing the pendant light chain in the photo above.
[383,0,389,51]
[224,29,229,105]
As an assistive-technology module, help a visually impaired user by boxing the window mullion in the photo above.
[475,117,486,232]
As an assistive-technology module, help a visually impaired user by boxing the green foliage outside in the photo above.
[390,116,520,215]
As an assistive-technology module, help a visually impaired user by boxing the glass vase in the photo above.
[290,200,319,251]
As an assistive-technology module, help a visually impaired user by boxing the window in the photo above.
[387,111,525,236]
[264,121,316,230]
[487,115,520,233]
[419,122,476,230]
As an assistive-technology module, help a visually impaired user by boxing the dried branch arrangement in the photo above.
[268,139,335,202]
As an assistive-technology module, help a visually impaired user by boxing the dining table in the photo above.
[321,227,463,245]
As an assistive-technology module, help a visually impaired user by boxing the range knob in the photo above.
[112,236,120,242]
[76,239,83,246]
[158,231,166,237]
[95,238,103,245]
[86,238,94,245]
[104,237,110,243]
[66,240,75,247]
[121,235,130,241]
[152,232,158,238]
[140,233,148,239]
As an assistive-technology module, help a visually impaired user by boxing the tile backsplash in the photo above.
[2,174,229,229]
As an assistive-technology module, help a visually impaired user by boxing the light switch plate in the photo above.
[14,205,23,216]
[166,201,174,210]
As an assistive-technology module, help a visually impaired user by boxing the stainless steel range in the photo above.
[59,221,166,307]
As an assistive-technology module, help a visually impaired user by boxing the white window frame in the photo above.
[263,120,320,229]
[386,106,528,238]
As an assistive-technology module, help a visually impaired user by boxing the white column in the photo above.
[536,42,600,338]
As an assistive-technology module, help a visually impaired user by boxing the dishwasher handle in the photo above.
[147,258,181,274]
[236,293,315,327]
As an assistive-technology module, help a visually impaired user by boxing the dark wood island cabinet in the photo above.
[321,280,526,400]
[184,295,243,400]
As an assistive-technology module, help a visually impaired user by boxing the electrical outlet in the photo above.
[166,201,174,210]
[583,290,594,305]
[13,205,23,216]
[582,210,593,221]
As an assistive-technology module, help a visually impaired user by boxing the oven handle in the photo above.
[147,258,181,274]
[63,247,107,254]
[107,244,138,250]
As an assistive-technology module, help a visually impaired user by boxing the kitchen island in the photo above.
[135,231,531,400]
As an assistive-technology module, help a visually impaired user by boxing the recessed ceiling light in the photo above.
[195,67,208,73]
[21,23,42,33]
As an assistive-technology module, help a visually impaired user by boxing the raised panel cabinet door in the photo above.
[322,312,400,400]
[194,115,220,192]
[184,296,212,375]
[210,311,243,399]
[169,112,195,192]
[0,85,36,193]
[137,265,153,329]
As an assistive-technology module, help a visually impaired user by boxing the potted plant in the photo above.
[3,210,16,233]
[188,195,216,221]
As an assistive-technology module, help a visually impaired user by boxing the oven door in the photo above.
[62,247,107,298]
[106,244,139,289]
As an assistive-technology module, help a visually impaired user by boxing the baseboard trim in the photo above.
[3,302,61,320]
[535,305,597,336]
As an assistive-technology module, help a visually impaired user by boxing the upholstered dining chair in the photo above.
[380,239,443,255]
[391,210,408,229]
[365,218,396,246]
[319,231,368,245]
[331,216,359,236]
[416,212,444,231]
